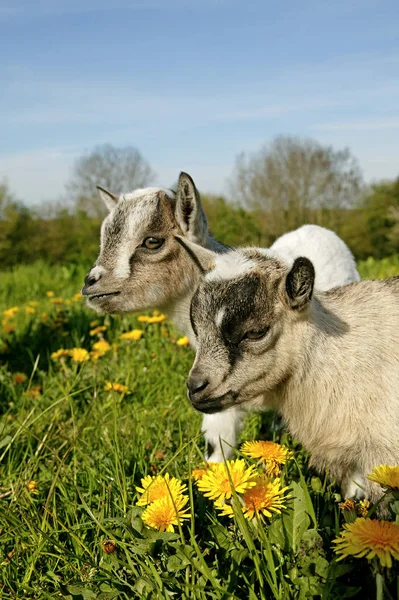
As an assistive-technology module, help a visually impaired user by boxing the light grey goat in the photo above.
[180,238,399,501]
[81,173,360,462]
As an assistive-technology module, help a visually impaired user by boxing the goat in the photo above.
[180,238,399,501]
[81,172,360,463]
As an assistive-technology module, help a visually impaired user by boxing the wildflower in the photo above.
[218,475,289,520]
[136,473,188,506]
[191,466,209,481]
[102,539,117,554]
[13,372,27,384]
[141,494,190,532]
[120,329,144,341]
[137,315,150,323]
[90,320,100,327]
[90,325,107,336]
[3,324,15,334]
[26,480,38,494]
[46,291,54,297]
[25,306,36,315]
[24,385,42,399]
[28,301,38,307]
[357,499,372,517]
[368,464,399,491]
[92,340,111,354]
[333,518,399,568]
[41,312,49,322]
[70,348,90,362]
[104,381,129,393]
[339,499,356,512]
[196,459,257,503]
[147,314,167,324]
[176,336,190,346]
[240,440,291,476]
[51,348,71,360]
[71,293,82,302]
[3,306,19,319]
[50,297,64,305]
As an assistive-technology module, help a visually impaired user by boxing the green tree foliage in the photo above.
[360,177,399,258]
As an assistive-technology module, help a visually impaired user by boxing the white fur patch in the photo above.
[215,307,225,328]
[206,251,255,282]
[90,265,106,281]
[114,247,132,279]
[121,187,175,202]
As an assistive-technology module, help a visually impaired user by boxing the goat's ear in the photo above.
[285,257,315,310]
[174,235,216,274]
[175,172,208,243]
[97,186,119,212]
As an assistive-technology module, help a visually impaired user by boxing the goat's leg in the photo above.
[201,408,244,462]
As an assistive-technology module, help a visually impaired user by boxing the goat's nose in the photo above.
[187,376,209,398]
[84,272,99,286]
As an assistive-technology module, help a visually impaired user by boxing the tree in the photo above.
[230,136,363,239]
[66,144,155,217]
[361,177,399,258]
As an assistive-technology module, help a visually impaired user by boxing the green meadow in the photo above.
[1,257,399,599]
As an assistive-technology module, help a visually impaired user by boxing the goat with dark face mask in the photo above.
[182,238,399,502]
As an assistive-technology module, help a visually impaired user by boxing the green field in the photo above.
[1,257,399,599]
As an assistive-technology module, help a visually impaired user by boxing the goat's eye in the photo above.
[242,328,269,341]
[142,237,164,250]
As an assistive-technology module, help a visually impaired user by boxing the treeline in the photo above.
[1,139,399,269]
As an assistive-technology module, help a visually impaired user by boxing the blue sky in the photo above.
[1,0,399,204]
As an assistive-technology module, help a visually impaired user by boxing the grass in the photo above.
[0,256,399,599]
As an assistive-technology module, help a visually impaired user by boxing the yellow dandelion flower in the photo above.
[70,347,90,362]
[217,475,289,520]
[50,297,64,305]
[334,518,399,568]
[90,320,100,327]
[26,480,38,494]
[24,385,42,399]
[104,381,129,393]
[90,325,107,336]
[368,464,399,491]
[196,459,257,503]
[191,466,210,481]
[71,293,82,302]
[176,336,190,346]
[141,494,190,532]
[3,306,19,319]
[137,315,150,323]
[46,291,54,297]
[51,348,71,360]
[240,440,291,476]
[153,310,160,316]
[357,499,372,517]
[13,372,27,384]
[28,301,38,307]
[339,499,356,512]
[25,306,36,315]
[136,473,188,506]
[120,329,144,341]
[146,314,167,324]
[41,312,48,322]
[92,340,111,354]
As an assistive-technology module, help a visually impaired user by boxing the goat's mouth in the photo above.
[190,391,239,414]
[86,291,121,301]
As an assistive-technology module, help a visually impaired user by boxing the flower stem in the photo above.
[375,572,384,600]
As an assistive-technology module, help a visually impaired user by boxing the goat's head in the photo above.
[181,241,315,413]
[81,172,209,313]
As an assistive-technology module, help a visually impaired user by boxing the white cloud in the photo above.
[312,118,399,131]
